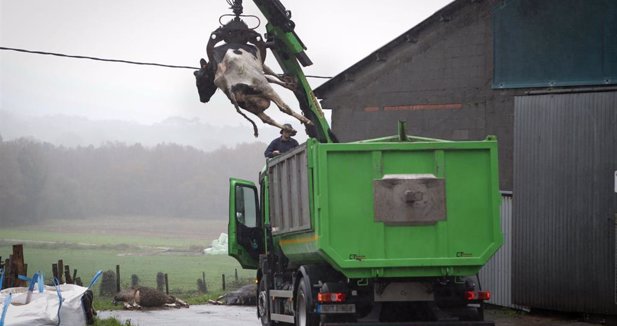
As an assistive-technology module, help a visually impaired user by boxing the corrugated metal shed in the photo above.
[480,193,524,309]
[512,91,617,314]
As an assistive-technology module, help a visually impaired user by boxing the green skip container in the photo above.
[264,134,502,279]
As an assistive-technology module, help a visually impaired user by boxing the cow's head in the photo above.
[194,58,218,103]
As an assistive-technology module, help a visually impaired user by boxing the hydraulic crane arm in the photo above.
[253,0,337,143]
[208,0,336,142]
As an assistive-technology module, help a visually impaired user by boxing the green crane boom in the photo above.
[253,0,337,143]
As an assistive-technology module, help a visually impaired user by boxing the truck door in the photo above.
[229,178,263,269]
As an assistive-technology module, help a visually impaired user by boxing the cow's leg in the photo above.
[265,75,290,88]
[175,298,189,308]
[262,64,277,76]
[228,91,259,137]
[256,111,286,130]
[268,92,313,126]
[263,64,296,91]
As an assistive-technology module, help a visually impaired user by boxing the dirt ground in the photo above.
[99,305,602,326]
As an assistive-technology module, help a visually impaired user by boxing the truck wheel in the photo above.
[296,277,318,326]
[258,277,270,325]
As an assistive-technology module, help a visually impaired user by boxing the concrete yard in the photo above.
[98,305,600,326]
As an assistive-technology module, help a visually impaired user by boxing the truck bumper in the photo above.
[321,322,495,326]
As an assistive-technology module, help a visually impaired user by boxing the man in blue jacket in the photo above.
[264,124,299,158]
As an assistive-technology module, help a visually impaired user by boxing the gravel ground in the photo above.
[486,307,598,326]
[98,305,600,326]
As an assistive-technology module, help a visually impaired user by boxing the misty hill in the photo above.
[0,137,268,225]
[0,110,282,152]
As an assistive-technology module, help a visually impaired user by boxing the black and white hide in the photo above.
[194,44,312,137]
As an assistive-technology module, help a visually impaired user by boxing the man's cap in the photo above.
[281,124,297,136]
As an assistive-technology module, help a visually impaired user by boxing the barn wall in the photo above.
[319,0,520,191]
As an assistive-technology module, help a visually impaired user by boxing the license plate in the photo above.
[317,304,356,314]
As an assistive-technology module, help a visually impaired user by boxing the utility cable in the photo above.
[0,46,332,79]
[0,46,198,69]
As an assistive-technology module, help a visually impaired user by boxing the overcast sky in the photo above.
[0,0,451,143]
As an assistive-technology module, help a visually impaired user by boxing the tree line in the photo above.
[0,135,267,225]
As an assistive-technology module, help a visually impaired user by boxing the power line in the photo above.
[0,46,333,79]
[0,46,198,69]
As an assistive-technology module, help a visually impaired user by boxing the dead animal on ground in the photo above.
[113,287,189,310]
[194,27,312,137]
[209,284,257,306]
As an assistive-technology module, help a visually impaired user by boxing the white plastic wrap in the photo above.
[204,233,228,255]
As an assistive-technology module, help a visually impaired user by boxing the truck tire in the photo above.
[258,277,271,326]
[296,277,318,326]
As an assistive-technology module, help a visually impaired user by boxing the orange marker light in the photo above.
[317,292,347,303]
[317,293,331,303]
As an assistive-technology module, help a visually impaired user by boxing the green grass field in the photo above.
[0,216,255,309]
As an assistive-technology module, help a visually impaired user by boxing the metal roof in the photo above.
[313,0,465,99]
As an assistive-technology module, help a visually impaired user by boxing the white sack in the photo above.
[0,284,90,326]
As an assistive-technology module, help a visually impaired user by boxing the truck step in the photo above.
[271,313,295,323]
[270,289,294,298]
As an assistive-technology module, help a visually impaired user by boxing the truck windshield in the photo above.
[235,185,257,228]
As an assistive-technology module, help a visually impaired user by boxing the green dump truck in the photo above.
[211,1,502,324]
[228,134,502,325]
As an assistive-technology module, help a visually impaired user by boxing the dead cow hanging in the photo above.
[194,15,311,137]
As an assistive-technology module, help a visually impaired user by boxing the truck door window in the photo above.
[235,185,257,228]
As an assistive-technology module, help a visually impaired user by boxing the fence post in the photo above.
[222,274,226,291]
[52,264,59,283]
[235,269,238,282]
[116,265,121,293]
[3,257,10,288]
[12,245,26,287]
[57,260,64,284]
[202,272,207,293]
[64,265,73,284]
[156,272,165,292]
[131,274,139,288]
[165,273,169,295]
